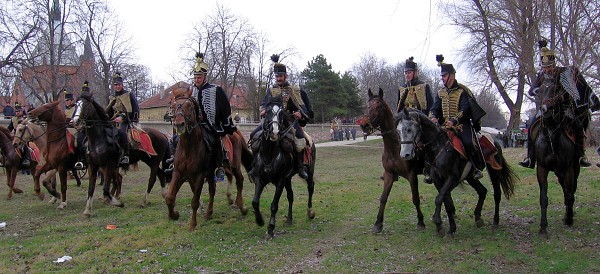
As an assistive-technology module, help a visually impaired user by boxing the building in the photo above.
[138,81,253,122]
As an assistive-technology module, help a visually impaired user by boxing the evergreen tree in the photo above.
[301,54,343,123]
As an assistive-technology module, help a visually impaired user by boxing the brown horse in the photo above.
[27,101,84,209]
[360,88,426,232]
[12,119,79,193]
[165,88,252,230]
[0,126,41,200]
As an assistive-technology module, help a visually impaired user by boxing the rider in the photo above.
[397,57,433,115]
[8,102,31,168]
[68,84,90,169]
[249,54,312,179]
[518,40,600,168]
[396,57,434,183]
[190,52,237,181]
[429,54,486,180]
[106,72,140,166]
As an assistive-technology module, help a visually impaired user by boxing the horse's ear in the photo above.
[368,88,374,99]
[378,88,384,99]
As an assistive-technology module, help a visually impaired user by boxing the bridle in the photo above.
[364,97,397,136]
[171,96,202,134]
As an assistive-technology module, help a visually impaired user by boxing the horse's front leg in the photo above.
[466,177,488,228]
[284,178,294,225]
[559,169,576,227]
[142,164,159,207]
[57,167,69,209]
[188,175,205,231]
[83,165,99,217]
[36,162,57,200]
[444,192,457,236]
[5,167,18,200]
[373,173,395,233]
[103,168,124,208]
[433,177,455,236]
[205,176,215,220]
[165,171,185,221]
[536,167,550,237]
[267,180,286,239]
[252,178,267,227]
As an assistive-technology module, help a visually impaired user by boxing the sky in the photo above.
[108,0,462,83]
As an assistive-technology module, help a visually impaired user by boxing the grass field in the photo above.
[0,139,599,273]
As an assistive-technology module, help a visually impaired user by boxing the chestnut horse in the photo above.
[72,93,172,208]
[0,126,41,200]
[360,88,426,232]
[12,119,80,192]
[165,88,252,230]
[28,101,91,209]
[249,96,317,238]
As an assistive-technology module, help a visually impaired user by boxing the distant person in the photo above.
[351,127,357,140]
[518,40,600,168]
[3,105,15,119]
[397,57,433,115]
[8,102,31,168]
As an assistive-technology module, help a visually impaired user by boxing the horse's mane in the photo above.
[80,93,110,121]
[0,126,11,138]
[266,95,284,107]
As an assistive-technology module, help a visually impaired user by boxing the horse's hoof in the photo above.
[83,211,91,218]
[562,218,574,226]
[436,226,446,237]
[13,187,23,194]
[538,229,549,238]
[373,223,383,233]
[265,233,274,240]
[169,211,180,220]
[240,206,248,215]
[307,208,316,220]
[37,193,45,201]
[417,224,426,231]
[49,197,57,204]
[6,194,12,200]
[475,219,484,228]
[256,216,265,227]
[57,202,67,209]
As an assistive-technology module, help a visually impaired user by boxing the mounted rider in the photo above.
[8,102,31,168]
[397,57,433,115]
[429,54,486,180]
[69,83,91,169]
[190,52,237,181]
[249,54,313,179]
[519,40,600,168]
[106,72,140,166]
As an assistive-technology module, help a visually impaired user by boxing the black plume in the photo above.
[84,80,89,85]
[435,54,444,63]
[270,54,280,63]
[538,40,548,49]
[195,52,204,59]
[408,56,414,61]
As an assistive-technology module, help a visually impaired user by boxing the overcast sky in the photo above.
[108,0,461,83]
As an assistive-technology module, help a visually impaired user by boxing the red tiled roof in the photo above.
[139,81,251,110]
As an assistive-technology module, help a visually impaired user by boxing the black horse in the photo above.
[534,76,581,236]
[250,96,316,239]
[71,93,124,216]
[396,107,517,236]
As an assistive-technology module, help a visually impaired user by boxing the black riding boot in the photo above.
[423,164,433,184]
[74,146,87,170]
[214,138,225,181]
[296,151,308,179]
[470,150,485,180]
[518,141,535,169]
[576,135,592,167]
[21,147,31,168]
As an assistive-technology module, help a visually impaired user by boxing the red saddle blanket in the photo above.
[130,127,158,156]
[222,136,233,163]
[447,131,502,170]
[66,131,75,154]
[15,142,41,163]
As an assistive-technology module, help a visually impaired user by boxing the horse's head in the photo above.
[27,101,61,122]
[12,119,33,148]
[363,88,391,134]
[262,96,290,142]
[395,108,421,160]
[71,93,110,127]
[171,87,201,135]
[537,76,572,126]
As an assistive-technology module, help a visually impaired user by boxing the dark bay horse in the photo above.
[534,76,581,236]
[250,96,316,239]
[360,88,427,232]
[73,93,172,208]
[70,93,125,216]
[28,101,78,208]
[165,89,252,231]
[396,103,518,236]
[0,126,41,200]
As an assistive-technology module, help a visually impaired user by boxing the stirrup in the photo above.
[166,157,174,165]
[214,167,225,181]
[74,162,85,170]
[580,157,592,168]
[298,166,308,179]
[164,163,174,174]
[472,169,483,180]
[424,175,433,184]
[119,156,129,166]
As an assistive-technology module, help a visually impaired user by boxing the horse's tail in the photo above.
[486,143,518,199]
[235,130,253,172]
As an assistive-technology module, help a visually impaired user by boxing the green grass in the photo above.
[0,140,599,273]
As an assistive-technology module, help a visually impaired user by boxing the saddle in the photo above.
[15,142,41,167]
[530,118,577,144]
[128,124,158,156]
[447,131,502,170]
[66,131,76,154]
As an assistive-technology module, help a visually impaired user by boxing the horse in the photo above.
[12,119,81,191]
[395,92,518,236]
[0,126,41,200]
[73,94,172,208]
[533,76,581,236]
[249,96,317,239]
[165,89,252,231]
[360,88,427,232]
[70,92,126,216]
